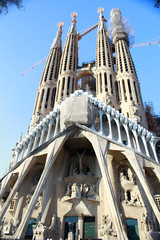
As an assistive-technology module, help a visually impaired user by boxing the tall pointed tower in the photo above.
[55,12,78,106]
[96,8,117,108]
[110,8,147,127]
[0,8,160,240]
[30,22,64,128]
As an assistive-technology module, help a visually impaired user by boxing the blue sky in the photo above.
[0,0,160,177]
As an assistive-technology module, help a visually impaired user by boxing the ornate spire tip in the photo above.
[97,7,104,14]
[57,22,64,29]
[71,12,78,24]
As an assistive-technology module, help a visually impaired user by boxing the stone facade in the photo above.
[0,7,160,240]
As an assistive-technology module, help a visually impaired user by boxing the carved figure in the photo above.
[87,185,96,198]
[50,214,57,231]
[99,214,117,236]
[141,213,153,232]
[65,183,72,197]
[82,183,88,197]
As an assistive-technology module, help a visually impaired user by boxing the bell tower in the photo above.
[55,12,78,106]
[96,7,117,108]
[30,22,64,128]
[110,8,147,127]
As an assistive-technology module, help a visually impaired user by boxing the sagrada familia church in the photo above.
[0,7,160,240]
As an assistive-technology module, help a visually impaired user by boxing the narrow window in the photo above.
[115,81,120,102]
[127,79,133,100]
[72,78,75,93]
[110,74,114,94]
[39,89,45,110]
[122,80,127,101]
[51,88,56,108]
[67,76,70,96]
[62,77,65,97]
[118,81,122,100]
[134,82,139,103]
[104,72,107,91]
[99,73,102,93]
[45,88,50,108]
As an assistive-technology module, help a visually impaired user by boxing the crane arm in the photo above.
[130,40,160,48]
[78,23,99,41]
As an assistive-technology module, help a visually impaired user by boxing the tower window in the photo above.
[115,81,120,102]
[127,79,133,100]
[51,88,56,108]
[122,79,127,101]
[45,88,50,108]
[39,89,45,110]
[110,74,114,94]
[72,78,75,93]
[67,76,70,96]
[62,77,65,97]
[134,82,139,103]
[104,72,107,91]
[99,73,102,93]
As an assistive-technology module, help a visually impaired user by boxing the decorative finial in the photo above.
[57,21,64,29]
[57,21,64,35]
[71,12,78,24]
[97,7,104,14]
[97,7,106,22]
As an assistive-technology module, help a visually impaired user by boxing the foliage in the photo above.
[144,102,159,136]
[155,0,160,8]
[0,0,23,14]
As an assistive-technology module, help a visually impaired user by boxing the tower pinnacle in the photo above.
[71,12,77,24]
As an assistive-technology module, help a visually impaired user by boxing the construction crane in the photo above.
[130,40,160,48]
[21,22,160,76]
[21,23,99,76]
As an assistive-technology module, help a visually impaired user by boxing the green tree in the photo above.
[155,0,160,8]
[0,0,23,14]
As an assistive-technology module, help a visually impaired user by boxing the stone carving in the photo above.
[99,214,117,236]
[35,196,43,208]
[33,213,58,239]
[105,92,112,105]
[35,110,42,124]
[63,183,99,201]
[141,213,153,232]
[2,218,19,236]
[26,194,31,206]
[119,167,143,206]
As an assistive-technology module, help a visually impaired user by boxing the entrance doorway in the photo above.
[126,218,140,240]
[25,218,37,239]
[64,216,78,240]
[83,216,96,239]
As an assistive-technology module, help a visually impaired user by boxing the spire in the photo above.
[96,7,117,107]
[110,8,147,127]
[68,12,77,34]
[50,21,64,49]
[30,22,63,128]
[110,8,129,46]
[55,12,78,106]
[97,7,107,31]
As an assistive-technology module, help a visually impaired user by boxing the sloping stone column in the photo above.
[13,132,71,240]
[0,156,34,221]
[83,131,128,240]
[124,149,160,225]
